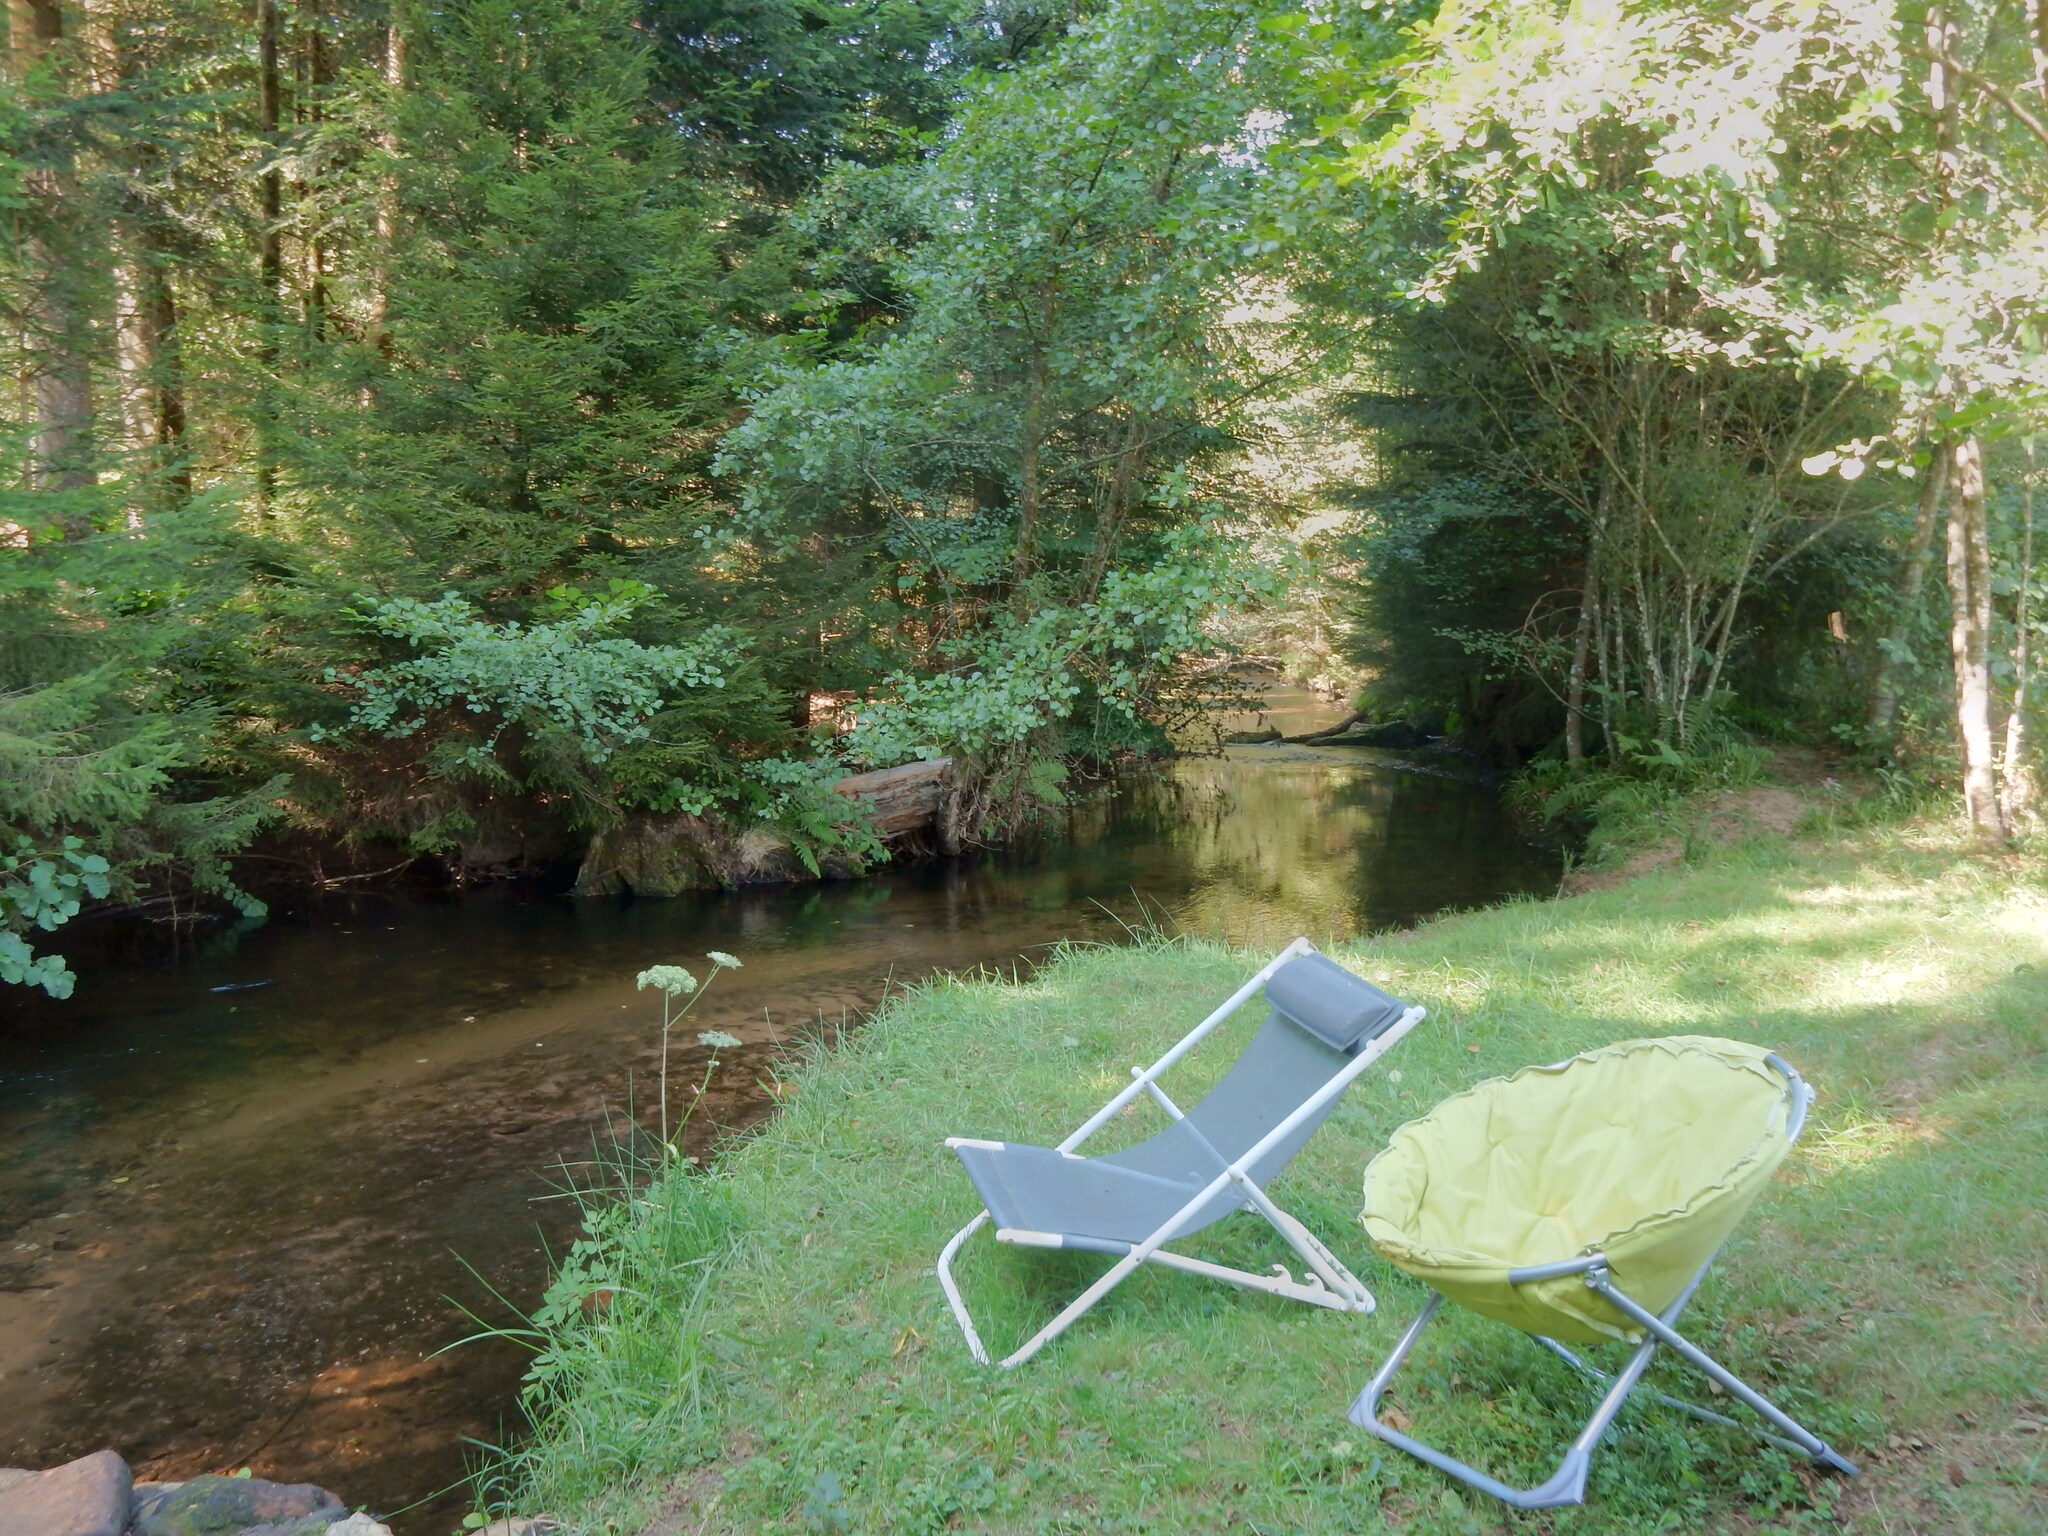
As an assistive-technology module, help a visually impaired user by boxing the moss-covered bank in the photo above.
[492,807,2047,1535]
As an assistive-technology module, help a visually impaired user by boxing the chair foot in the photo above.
[1586,1269,1861,1480]
[1347,1294,1599,1510]
[1352,1281,1863,1511]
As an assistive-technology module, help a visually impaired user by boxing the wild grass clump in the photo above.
[1509,739,1773,867]
[477,1151,737,1516]
[492,823,2048,1536]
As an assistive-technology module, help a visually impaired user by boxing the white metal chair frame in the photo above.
[937,937,1427,1368]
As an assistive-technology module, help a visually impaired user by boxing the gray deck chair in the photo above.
[937,937,1425,1367]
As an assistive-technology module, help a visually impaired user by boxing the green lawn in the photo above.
[501,815,2048,1535]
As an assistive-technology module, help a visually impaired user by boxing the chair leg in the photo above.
[1532,1337,1830,1462]
[941,1204,1372,1369]
[1588,1272,1859,1477]
[1245,1190,1375,1311]
[936,1210,995,1365]
[1350,1273,1859,1511]
[938,1210,1156,1370]
[1348,1291,1658,1510]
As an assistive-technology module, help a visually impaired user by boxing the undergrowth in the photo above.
[1508,741,1773,868]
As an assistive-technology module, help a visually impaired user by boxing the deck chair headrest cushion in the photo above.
[1266,953,1410,1052]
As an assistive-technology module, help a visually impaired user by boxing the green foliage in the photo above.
[0,487,279,994]
[715,1,1314,815]
[636,0,1021,194]
[319,587,729,765]
[23,0,2036,983]
[1277,0,2048,805]
[0,838,111,999]
[844,515,1284,768]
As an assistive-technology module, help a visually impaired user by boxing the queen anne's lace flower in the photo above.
[636,964,697,996]
[706,951,742,969]
[697,1030,742,1050]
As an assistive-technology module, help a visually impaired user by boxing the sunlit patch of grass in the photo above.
[1803,1114,1951,1174]
[499,821,2048,1536]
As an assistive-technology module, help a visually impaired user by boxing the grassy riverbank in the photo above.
[497,805,2047,1535]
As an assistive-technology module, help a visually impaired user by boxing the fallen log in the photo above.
[834,757,952,837]
[1281,711,1363,744]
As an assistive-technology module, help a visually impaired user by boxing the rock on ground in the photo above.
[0,1449,131,1536]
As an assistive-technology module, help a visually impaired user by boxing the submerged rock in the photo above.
[0,1449,130,1536]
[128,1473,341,1536]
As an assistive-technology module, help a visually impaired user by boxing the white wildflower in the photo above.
[706,950,742,969]
[697,1029,742,1050]
[636,965,697,997]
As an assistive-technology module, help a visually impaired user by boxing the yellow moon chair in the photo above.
[1349,1036,1859,1508]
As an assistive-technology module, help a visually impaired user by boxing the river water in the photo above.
[0,728,1558,1529]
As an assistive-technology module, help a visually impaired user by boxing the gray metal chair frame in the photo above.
[1348,1053,1859,1509]
[939,937,1425,1368]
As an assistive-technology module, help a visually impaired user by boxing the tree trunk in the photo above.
[258,0,281,296]
[9,0,96,506]
[256,0,283,511]
[1012,344,1047,603]
[367,12,405,356]
[1867,442,1951,740]
[2003,442,2037,829]
[2031,0,2047,111]
[82,0,184,520]
[301,0,330,343]
[1946,437,2006,841]
[1563,486,1606,763]
[1078,411,1148,604]
[832,758,952,837]
[1596,586,1621,764]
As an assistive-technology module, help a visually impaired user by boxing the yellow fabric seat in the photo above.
[1362,1036,1793,1345]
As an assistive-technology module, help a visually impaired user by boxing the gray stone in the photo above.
[241,1515,384,1536]
[0,1448,131,1536]
[0,1474,29,1499]
[127,1484,181,1528]
[477,1520,560,1536]
[127,1473,341,1536]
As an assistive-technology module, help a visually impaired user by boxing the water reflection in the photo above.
[0,747,1556,1530]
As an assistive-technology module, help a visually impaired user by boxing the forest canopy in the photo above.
[4,0,2043,994]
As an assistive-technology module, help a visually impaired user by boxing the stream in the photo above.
[0,719,1559,1530]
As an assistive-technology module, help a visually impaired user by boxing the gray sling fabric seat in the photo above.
[937,940,1425,1367]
